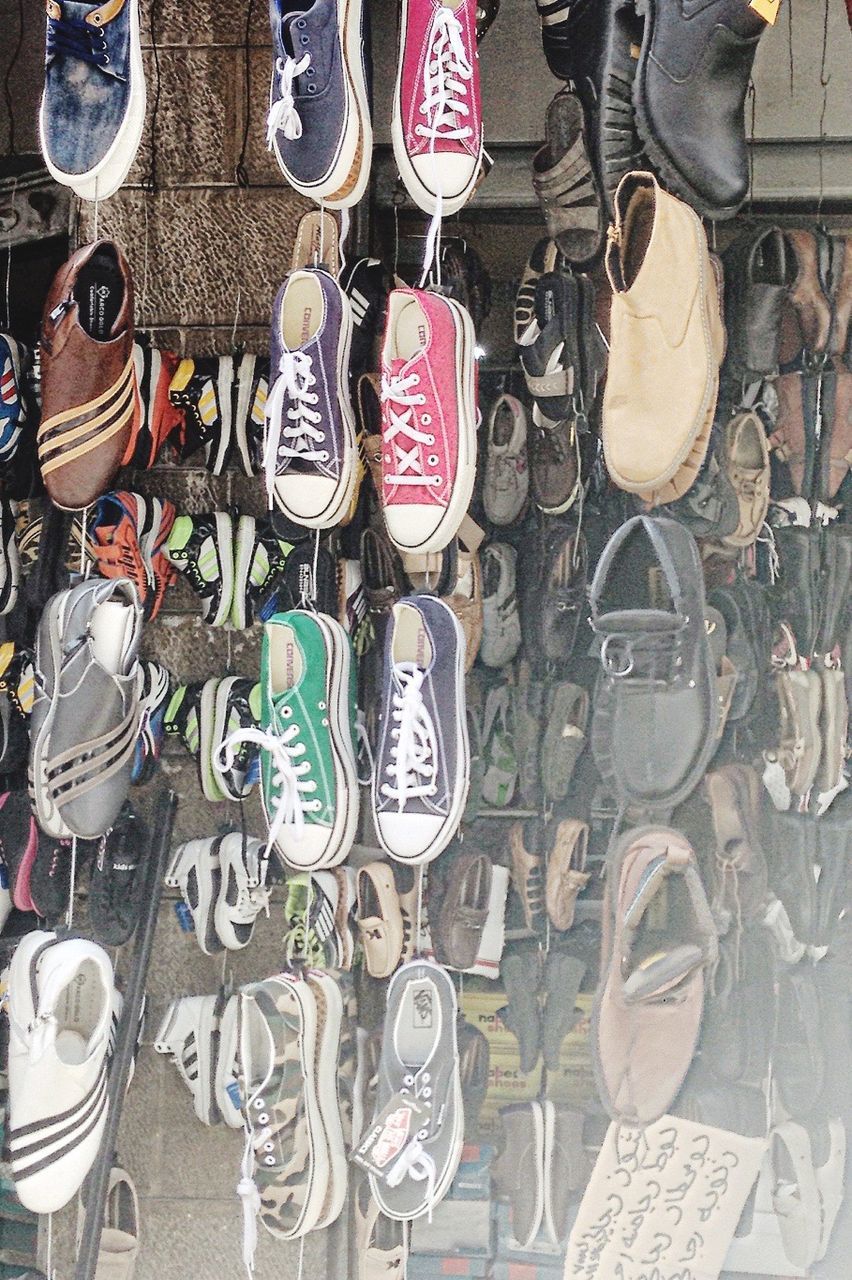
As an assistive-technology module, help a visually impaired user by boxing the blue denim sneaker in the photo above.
[267,0,372,207]
[372,596,470,864]
[39,0,146,201]
[264,268,358,529]
[0,335,27,464]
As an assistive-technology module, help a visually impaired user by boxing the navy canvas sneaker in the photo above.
[372,596,469,864]
[39,0,146,201]
[267,0,372,207]
[264,269,358,529]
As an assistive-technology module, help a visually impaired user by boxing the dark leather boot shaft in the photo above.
[772,525,820,659]
[722,228,797,380]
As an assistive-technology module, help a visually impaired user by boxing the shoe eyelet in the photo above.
[427,454,439,467]
[431,476,443,486]
[263,1141,274,1152]
[307,83,316,92]
[264,1155,275,1166]
[318,700,326,710]
[253,1098,265,1109]
[259,1112,269,1123]
[281,705,292,717]
[321,717,328,726]
[421,413,431,426]
[297,16,307,25]
[417,395,427,405]
[300,33,309,42]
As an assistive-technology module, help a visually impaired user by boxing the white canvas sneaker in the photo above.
[7,931,119,1214]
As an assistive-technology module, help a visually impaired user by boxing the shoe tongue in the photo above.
[282,10,307,53]
[534,274,563,330]
[622,942,704,1003]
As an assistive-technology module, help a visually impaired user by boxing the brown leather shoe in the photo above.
[529,416,579,515]
[593,825,718,1125]
[356,862,404,979]
[457,1016,490,1132]
[357,373,384,500]
[830,235,852,359]
[510,820,547,936]
[787,229,831,357]
[443,547,483,672]
[703,763,769,923]
[602,172,724,502]
[721,409,770,548]
[545,818,590,931]
[39,240,138,511]
[432,845,492,970]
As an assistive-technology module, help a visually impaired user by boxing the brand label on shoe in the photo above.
[174,901,195,932]
[749,0,779,23]
[226,1080,242,1108]
[351,1091,429,1180]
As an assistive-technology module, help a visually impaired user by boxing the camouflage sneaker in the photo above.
[237,973,329,1249]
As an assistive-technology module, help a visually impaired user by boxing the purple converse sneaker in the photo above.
[371,596,469,864]
[264,268,358,530]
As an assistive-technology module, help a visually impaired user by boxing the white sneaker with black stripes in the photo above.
[7,931,120,1214]
[154,990,241,1128]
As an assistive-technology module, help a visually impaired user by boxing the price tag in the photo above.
[351,1089,429,1181]
[749,0,780,25]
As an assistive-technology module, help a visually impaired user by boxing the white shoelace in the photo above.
[416,4,474,281]
[380,663,438,808]
[266,52,311,145]
[218,724,320,855]
[381,370,441,489]
[386,1069,438,1219]
[263,348,325,508]
[417,7,473,146]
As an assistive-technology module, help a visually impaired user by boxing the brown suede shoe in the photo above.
[443,547,483,672]
[545,818,590,931]
[39,240,138,511]
[721,410,770,548]
[703,763,769,923]
[593,826,718,1125]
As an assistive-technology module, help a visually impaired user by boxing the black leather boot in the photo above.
[632,0,771,218]
[722,227,797,383]
[815,524,852,658]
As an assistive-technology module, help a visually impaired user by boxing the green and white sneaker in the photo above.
[218,610,358,870]
[198,678,228,802]
[231,514,295,629]
[211,676,262,800]
[165,512,234,628]
[164,681,203,759]
[282,871,343,967]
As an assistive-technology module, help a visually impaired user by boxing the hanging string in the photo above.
[746,79,756,216]
[816,0,831,225]
[2,0,25,156]
[66,836,77,928]
[141,0,162,193]
[226,470,234,672]
[231,288,242,352]
[416,866,424,956]
[3,177,15,332]
[786,0,794,97]
[338,207,350,274]
[140,197,151,330]
[318,200,326,268]
[235,0,257,187]
[93,191,100,242]
[46,1211,54,1280]
[296,1232,306,1280]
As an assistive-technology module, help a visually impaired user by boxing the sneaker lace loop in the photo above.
[218,724,319,856]
[416,8,473,144]
[263,349,326,507]
[381,371,440,488]
[381,663,438,807]
[266,53,311,144]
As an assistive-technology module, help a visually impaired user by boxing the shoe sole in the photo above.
[233,354,259,476]
[597,0,646,214]
[541,1099,558,1245]
[271,0,372,208]
[390,5,481,217]
[0,499,20,616]
[384,298,478,556]
[231,516,255,630]
[28,592,74,839]
[270,614,359,870]
[631,0,745,219]
[273,285,358,530]
[199,678,228,802]
[154,996,220,1125]
[307,972,348,1230]
[211,675,252,802]
[206,355,234,476]
[374,602,471,864]
[164,837,223,955]
[40,0,146,201]
[212,511,235,628]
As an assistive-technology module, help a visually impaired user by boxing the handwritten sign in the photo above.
[565,1115,765,1280]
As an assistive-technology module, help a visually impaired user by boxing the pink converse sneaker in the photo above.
[392,0,483,217]
[380,288,477,555]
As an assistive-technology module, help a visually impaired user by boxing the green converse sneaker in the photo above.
[232,514,295,629]
[219,610,358,870]
[165,512,234,628]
